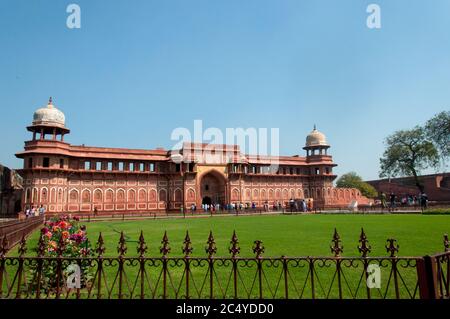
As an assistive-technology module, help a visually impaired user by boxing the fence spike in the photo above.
[137,230,148,257]
[160,231,171,256]
[182,231,193,257]
[95,232,106,257]
[0,235,8,258]
[444,234,449,252]
[117,231,127,257]
[252,240,265,258]
[205,230,217,257]
[385,238,399,257]
[229,230,240,258]
[358,228,371,257]
[330,228,343,257]
[18,234,27,257]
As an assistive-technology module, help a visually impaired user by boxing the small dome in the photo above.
[32,97,66,127]
[305,125,328,147]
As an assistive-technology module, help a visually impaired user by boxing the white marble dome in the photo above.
[305,126,328,147]
[32,98,66,127]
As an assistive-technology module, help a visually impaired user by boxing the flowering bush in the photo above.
[29,216,94,293]
[40,216,92,257]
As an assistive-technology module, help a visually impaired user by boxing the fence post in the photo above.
[417,255,439,299]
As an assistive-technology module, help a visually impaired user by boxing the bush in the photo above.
[27,216,94,293]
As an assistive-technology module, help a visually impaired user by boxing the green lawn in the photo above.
[19,214,450,257]
[4,214,449,299]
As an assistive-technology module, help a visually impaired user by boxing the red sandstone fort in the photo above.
[16,99,370,214]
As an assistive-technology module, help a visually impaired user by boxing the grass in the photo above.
[17,214,450,257]
[4,214,449,299]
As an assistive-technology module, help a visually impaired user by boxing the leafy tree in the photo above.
[379,126,439,192]
[336,172,378,198]
[425,110,450,161]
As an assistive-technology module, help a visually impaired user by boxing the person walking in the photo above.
[420,193,428,211]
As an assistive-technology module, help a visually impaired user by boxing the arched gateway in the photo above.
[200,171,226,206]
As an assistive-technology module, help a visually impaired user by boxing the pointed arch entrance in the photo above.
[199,170,226,206]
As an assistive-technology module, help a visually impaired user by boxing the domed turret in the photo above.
[303,125,330,156]
[32,97,66,128]
[27,97,70,141]
[305,125,328,147]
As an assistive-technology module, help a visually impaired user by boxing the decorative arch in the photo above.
[174,188,182,202]
[116,189,125,203]
[58,188,63,203]
[231,188,240,201]
[32,188,39,204]
[105,189,114,203]
[261,189,267,200]
[282,189,288,200]
[138,188,147,202]
[245,189,251,200]
[304,189,309,198]
[268,189,274,200]
[40,187,48,203]
[275,189,281,200]
[159,189,167,202]
[50,187,57,203]
[81,189,91,203]
[128,189,136,202]
[186,188,196,201]
[93,189,103,203]
[149,188,157,202]
[69,189,79,204]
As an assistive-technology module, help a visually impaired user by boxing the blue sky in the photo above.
[0,0,449,180]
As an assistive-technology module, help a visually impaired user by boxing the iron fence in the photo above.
[0,229,448,299]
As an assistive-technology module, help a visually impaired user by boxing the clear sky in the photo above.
[0,0,449,180]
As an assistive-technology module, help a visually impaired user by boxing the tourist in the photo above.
[30,206,36,217]
[389,193,396,211]
[420,193,428,210]
[380,192,387,209]
[39,205,45,215]
[25,207,30,218]
[302,199,307,212]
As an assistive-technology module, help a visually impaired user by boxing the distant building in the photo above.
[0,164,23,216]
[366,173,450,202]
[15,98,371,215]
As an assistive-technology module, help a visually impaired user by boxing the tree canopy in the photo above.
[336,172,378,198]
[425,110,450,161]
[379,126,439,192]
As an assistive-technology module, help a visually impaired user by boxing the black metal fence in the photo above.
[0,229,449,299]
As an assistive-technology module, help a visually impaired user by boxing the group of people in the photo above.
[188,199,314,214]
[380,192,429,210]
[24,205,46,218]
